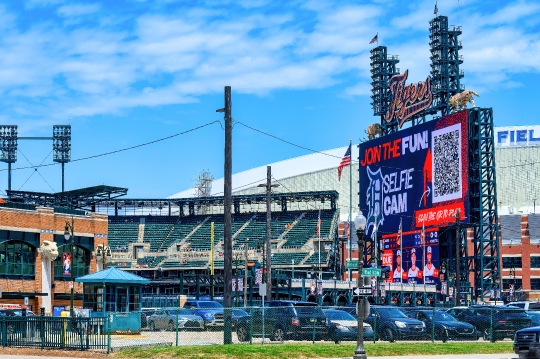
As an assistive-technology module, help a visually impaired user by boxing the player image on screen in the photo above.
[408,248,419,283]
[423,246,437,276]
[393,250,403,282]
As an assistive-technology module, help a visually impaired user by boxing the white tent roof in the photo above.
[168,145,350,198]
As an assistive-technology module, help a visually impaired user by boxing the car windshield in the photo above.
[198,301,223,309]
[377,308,407,318]
[430,311,457,321]
[325,310,355,321]
[232,309,248,316]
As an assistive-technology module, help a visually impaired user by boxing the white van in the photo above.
[512,301,540,311]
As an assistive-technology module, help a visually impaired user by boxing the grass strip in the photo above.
[114,342,513,359]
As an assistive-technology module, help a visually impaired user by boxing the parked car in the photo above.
[147,308,204,331]
[404,309,479,342]
[231,308,250,328]
[235,300,328,342]
[183,300,224,329]
[364,306,426,342]
[323,309,374,344]
[513,301,540,311]
[446,305,531,341]
[0,309,34,334]
[514,326,540,359]
[141,308,158,328]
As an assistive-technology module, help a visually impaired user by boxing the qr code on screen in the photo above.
[431,123,462,203]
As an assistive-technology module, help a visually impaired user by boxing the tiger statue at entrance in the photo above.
[365,123,382,140]
[449,90,480,111]
[38,240,59,261]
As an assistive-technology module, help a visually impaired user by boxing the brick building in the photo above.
[496,213,540,300]
[0,203,107,313]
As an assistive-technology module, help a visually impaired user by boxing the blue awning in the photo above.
[75,267,150,285]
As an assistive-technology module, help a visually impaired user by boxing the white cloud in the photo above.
[57,4,100,17]
[0,0,536,125]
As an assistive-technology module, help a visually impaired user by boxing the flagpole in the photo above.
[422,223,426,285]
[400,218,403,285]
[349,139,353,281]
[318,208,321,280]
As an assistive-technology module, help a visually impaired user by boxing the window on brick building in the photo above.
[503,278,523,289]
[531,279,540,290]
[53,245,90,280]
[502,256,522,269]
[0,241,35,278]
[531,256,540,269]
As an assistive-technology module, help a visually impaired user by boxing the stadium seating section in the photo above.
[108,209,337,270]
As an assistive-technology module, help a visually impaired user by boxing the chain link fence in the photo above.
[0,305,534,351]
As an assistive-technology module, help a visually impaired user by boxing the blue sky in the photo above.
[0,0,538,198]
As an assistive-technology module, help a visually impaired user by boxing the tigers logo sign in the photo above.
[385,70,433,127]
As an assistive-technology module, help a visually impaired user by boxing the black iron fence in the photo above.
[0,316,110,351]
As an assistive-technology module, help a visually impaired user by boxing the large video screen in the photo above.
[359,110,469,239]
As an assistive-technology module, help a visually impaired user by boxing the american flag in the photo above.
[369,34,378,44]
[434,2,438,15]
[316,209,322,237]
[337,144,351,181]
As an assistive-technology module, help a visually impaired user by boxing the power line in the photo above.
[0,120,221,173]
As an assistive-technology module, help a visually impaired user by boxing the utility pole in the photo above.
[455,209,461,307]
[244,238,249,307]
[218,86,233,344]
[257,166,279,301]
[265,166,272,301]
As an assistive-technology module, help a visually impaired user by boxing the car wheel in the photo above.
[236,325,249,342]
[149,321,156,331]
[7,325,14,334]
[483,329,496,342]
[439,329,448,343]
[168,321,175,331]
[384,328,395,342]
[272,327,285,342]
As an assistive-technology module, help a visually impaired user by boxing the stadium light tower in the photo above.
[0,125,18,191]
[53,125,71,192]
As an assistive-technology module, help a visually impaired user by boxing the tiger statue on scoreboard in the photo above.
[365,123,382,140]
[449,90,480,111]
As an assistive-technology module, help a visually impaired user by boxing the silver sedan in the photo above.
[147,308,204,331]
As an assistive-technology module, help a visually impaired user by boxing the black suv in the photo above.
[404,309,479,342]
[447,305,531,341]
[235,300,328,342]
[364,306,426,342]
[514,326,540,359]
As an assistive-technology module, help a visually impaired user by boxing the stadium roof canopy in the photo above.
[6,185,128,208]
[168,145,349,199]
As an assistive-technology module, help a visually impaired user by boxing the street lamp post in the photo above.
[95,244,112,271]
[64,217,75,319]
[353,213,367,359]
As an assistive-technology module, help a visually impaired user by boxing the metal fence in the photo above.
[0,316,110,351]
[0,306,534,351]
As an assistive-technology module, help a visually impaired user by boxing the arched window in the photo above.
[54,245,90,279]
[0,241,36,278]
